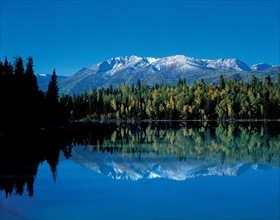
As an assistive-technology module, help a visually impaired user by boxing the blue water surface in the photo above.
[1,122,280,220]
[1,156,279,220]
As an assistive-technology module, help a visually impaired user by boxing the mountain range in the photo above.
[36,55,280,95]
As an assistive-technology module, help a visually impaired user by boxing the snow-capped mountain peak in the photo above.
[251,63,272,71]
[94,55,251,73]
[200,58,251,71]
[56,55,278,94]
[37,73,47,77]
[142,57,159,64]
[95,55,143,75]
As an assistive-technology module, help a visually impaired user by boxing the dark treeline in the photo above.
[66,74,280,121]
[1,56,280,129]
[0,57,68,130]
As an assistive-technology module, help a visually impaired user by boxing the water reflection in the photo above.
[71,148,273,181]
[72,122,280,164]
[71,122,280,181]
[0,122,279,197]
[0,129,72,198]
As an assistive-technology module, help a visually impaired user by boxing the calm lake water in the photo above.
[0,122,279,220]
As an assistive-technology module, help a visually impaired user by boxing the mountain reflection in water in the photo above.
[71,148,271,181]
[0,122,279,197]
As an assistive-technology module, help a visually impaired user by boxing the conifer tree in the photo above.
[24,57,44,126]
[25,57,39,93]
[12,57,26,125]
[276,72,280,90]
[3,57,13,76]
[14,57,24,78]
[46,69,59,107]
[46,69,60,125]
[0,57,14,128]
[219,75,225,90]
[0,61,3,74]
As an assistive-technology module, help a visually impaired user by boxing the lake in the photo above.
[0,122,279,220]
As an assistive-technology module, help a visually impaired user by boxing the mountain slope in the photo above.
[251,63,272,71]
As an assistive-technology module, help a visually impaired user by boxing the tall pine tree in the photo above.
[13,57,26,126]
[219,75,225,90]
[46,69,59,107]
[14,57,24,79]
[46,69,60,125]
[25,57,39,93]
[24,57,43,126]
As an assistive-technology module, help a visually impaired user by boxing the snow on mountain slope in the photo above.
[251,63,272,71]
[96,56,144,75]
[57,55,277,94]
[204,58,251,71]
[184,57,251,71]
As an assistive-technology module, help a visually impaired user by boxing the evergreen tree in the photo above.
[46,69,59,107]
[13,57,26,126]
[0,57,73,129]
[219,75,225,90]
[276,72,280,90]
[0,57,14,128]
[46,69,60,125]
[3,57,8,74]
[14,57,24,79]
[0,61,3,74]
[264,75,272,87]
[250,75,259,90]
[24,57,44,126]
[0,61,4,126]
[3,57,13,76]
[25,57,39,93]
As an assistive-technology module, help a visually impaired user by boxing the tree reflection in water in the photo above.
[0,128,72,198]
[0,122,279,197]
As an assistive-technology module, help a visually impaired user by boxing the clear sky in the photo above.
[0,0,279,76]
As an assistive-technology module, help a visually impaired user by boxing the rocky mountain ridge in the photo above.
[36,55,280,94]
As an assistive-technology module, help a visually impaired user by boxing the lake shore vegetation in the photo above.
[66,73,280,122]
[1,56,280,130]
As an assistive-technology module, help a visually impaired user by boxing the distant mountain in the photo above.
[183,56,251,71]
[70,147,273,181]
[36,55,280,95]
[251,63,272,71]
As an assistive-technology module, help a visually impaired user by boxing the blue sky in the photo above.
[0,0,279,76]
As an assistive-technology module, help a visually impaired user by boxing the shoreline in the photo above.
[70,118,280,125]
[64,118,280,133]
[1,118,279,135]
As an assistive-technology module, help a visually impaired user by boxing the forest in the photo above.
[0,56,280,130]
[0,57,68,129]
[65,70,280,121]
